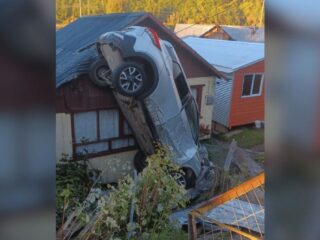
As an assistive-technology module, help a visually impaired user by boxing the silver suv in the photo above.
[89,26,212,190]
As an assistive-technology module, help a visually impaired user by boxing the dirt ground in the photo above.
[199,127,265,198]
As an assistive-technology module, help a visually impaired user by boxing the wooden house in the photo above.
[175,24,264,43]
[56,13,222,182]
[184,37,264,132]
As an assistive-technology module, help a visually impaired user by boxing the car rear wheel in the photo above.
[112,61,147,97]
[89,58,112,87]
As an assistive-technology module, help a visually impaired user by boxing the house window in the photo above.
[190,85,203,113]
[242,74,263,97]
[72,109,136,156]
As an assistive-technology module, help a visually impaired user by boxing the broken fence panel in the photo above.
[188,172,265,240]
[224,139,237,171]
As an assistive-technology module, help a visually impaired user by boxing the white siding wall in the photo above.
[56,113,73,160]
[213,77,233,127]
[188,76,215,139]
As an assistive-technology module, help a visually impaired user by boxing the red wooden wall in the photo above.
[228,60,265,128]
[56,75,118,113]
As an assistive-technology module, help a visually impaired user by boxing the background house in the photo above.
[175,24,264,43]
[184,37,264,132]
[56,13,222,182]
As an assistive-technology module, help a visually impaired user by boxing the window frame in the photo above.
[241,73,264,98]
[190,84,204,115]
[71,108,137,159]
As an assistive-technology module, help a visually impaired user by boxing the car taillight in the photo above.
[147,27,161,50]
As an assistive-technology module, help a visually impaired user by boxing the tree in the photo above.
[106,0,129,13]
[56,0,265,28]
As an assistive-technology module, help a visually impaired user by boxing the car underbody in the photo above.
[89,26,216,194]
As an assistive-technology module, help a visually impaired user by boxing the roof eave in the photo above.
[233,58,264,71]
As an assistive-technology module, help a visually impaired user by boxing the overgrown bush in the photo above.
[77,147,188,240]
[56,156,93,230]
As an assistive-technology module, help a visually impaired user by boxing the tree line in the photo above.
[56,0,264,28]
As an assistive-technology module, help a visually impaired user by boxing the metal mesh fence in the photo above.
[188,172,265,240]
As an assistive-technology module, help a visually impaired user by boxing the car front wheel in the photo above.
[172,168,196,189]
[112,61,147,97]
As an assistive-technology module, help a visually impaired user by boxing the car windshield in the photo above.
[184,98,199,143]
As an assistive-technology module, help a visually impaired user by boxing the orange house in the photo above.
[184,37,264,131]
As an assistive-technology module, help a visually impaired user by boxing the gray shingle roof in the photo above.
[174,24,215,38]
[56,13,145,87]
[220,25,264,42]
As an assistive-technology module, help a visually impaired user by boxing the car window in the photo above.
[164,43,178,62]
[172,62,189,102]
[185,98,199,143]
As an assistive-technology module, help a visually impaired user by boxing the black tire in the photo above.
[172,168,196,189]
[112,61,148,97]
[89,58,112,87]
[133,151,147,173]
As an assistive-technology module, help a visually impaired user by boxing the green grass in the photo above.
[221,128,264,149]
[148,228,188,240]
[254,153,265,164]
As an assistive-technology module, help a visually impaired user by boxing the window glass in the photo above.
[123,120,133,135]
[173,62,189,102]
[111,138,135,150]
[191,87,198,101]
[74,111,97,143]
[242,75,253,96]
[73,110,137,156]
[252,74,262,94]
[99,109,119,139]
[185,99,199,143]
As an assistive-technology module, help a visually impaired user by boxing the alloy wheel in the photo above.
[119,66,143,93]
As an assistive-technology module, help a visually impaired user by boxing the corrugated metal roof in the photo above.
[183,37,264,73]
[56,13,145,88]
[221,25,264,42]
[174,24,215,38]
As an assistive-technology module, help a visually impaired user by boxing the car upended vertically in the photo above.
[89,26,213,190]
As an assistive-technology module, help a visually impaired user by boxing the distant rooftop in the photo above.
[174,24,214,38]
[174,24,264,43]
[183,37,264,73]
[220,25,264,43]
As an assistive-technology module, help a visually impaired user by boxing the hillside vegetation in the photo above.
[56,0,264,27]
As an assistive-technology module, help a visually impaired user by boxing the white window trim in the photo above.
[241,73,264,98]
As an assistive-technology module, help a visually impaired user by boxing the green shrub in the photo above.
[79,147,188,240]
[56,158,93,230]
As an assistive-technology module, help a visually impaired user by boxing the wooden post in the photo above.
[188,213,197,240]
[224,139,237,171]
[115,93,155,155]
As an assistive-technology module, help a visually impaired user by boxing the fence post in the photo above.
[224,139,237,171]
[188,213,197,240]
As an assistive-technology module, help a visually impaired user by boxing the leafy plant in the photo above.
[56,156,94,230]
[77,146,188,240]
